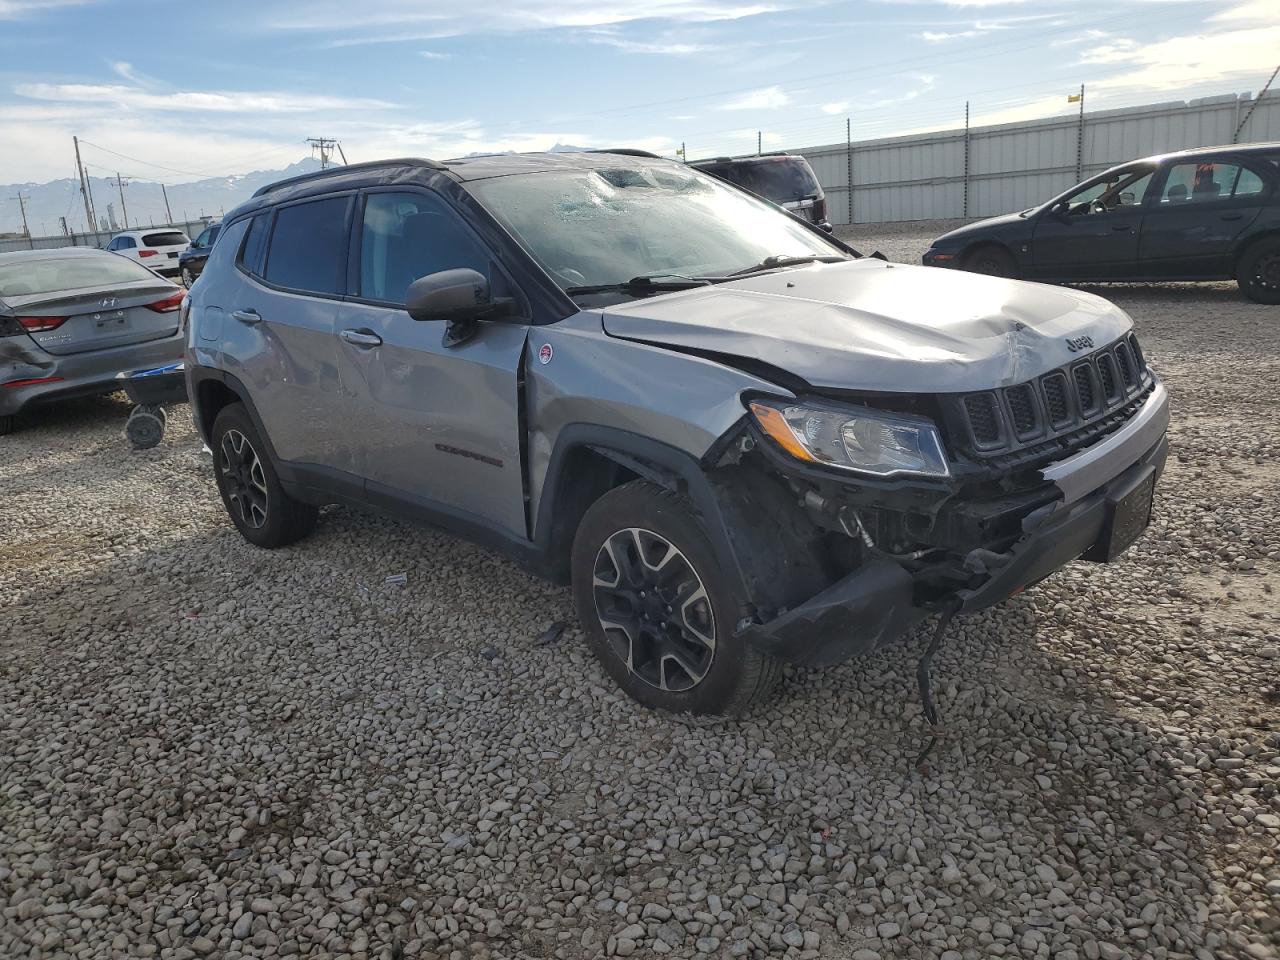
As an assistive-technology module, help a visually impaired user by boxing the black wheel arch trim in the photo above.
[535,424,753,598]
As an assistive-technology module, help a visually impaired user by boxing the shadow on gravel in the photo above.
[1,501,1224,960]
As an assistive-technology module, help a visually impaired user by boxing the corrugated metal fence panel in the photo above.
[0,219,211,255]
[797,91,1279,225]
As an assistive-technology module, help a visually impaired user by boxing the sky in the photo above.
[0,0,1277,229]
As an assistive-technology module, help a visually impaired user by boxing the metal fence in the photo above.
[0,219,214,255]
[799,91,1280,225]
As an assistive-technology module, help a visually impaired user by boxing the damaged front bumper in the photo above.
[740,380,1170,665]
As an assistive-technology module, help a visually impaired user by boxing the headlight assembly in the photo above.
[748,399,950,479]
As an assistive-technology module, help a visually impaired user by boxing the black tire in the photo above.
[181,266,195,287]
[0,415,13,437]
[570,480,782,715]
[125,406,165,450]
[210,403,317,548]
[965,244,1019,279]
[1236,237,1280,305]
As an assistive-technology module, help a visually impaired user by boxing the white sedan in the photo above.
[103,229,191,278]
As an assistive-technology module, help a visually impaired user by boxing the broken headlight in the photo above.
[749,399,950,479]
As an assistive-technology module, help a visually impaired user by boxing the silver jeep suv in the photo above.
[185,152,1169,714]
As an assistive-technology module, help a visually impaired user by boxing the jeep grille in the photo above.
[951,333,1152,456]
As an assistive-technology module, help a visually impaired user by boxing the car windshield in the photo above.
[0,255,161,299]
[467,164,843,291]
[711,157,822,203]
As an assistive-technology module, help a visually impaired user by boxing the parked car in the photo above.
[104,228,191,278]
[186,153,1168,714]
[923,142,1280,303]
[0,248,185,435]
[691,153,832,231]
[178,222,221,287]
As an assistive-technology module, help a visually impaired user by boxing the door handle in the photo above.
[340,328,382,347]
[1111,225,1132,232]
[1221,213,1244,221]
[231,309,262,325]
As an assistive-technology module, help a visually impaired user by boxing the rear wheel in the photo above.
[1236,237,1280,305]
[211,403,317,547]
[570,480,782,715]
[965,244,1018,278]
[181,266,195,287]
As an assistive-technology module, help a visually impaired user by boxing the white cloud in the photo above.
[418,51,452,60]
[587,34,717,54]
[14,83,395,113]
[921,28,980,41]
[719,85,790,110]
[1087,26,1280,91]
[266,0,788,44]
[821,101,849,114]
[0,0,92,18]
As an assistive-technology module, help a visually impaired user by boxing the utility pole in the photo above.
[161,183,173,224]
[963,101,971,219]
[74,136,96,234]
[115,172,129,230]
[59,216,69,237]
[1070,84,1086,181]
[11,192,32,248]
[306,137,345,169]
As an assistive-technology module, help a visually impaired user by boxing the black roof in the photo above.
[230,150,683,223]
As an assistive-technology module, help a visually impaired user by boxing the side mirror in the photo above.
[406,268,494,323]
[1119,191,1135,206]
[1053,202,1073,224]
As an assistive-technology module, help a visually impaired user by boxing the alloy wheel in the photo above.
[182,267,194,287]
[219,429,269,529]
[591,527,716,692]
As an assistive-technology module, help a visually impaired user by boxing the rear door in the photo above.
[1137,157,1274,277]
[140,230,191,268]
[333,188,530,539]
[0,254,181,356]
[223,197,355,478]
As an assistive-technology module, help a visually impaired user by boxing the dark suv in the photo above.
[692,153,831,231]
[923,142,1280,303]
[185,153,1167,715]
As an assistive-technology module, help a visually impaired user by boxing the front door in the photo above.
[1138,158,1272,277]
[334,189,530,541]
[1030,165,1156,280]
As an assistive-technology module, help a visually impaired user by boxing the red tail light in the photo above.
[139,249,158,258]
[4,376,65,389]
[17,315,68,332]
[146,292,185,313]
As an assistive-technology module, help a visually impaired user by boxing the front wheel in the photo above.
[210,403,317,547]
[570,481,782,715]
[1237,237,1280,305]
[965,244,1018,278]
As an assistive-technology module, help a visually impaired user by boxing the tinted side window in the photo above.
[195,228,213,247]
[119,236,136,249]
[1160,162,1255,203]
[358,191,490,304]
[239,214,270,278]
[265,197,350,295]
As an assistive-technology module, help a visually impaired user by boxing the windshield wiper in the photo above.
[726,254,847,277]
[564,274,712,296]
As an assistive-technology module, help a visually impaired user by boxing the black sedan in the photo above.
[923,142,1280,303]
[178,221,221,287]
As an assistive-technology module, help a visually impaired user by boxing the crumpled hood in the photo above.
[601,259,1131,393]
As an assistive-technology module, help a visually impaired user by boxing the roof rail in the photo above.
[251,157,445,198]
[588,148,663,159]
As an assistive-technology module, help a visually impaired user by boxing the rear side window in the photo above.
[143,231,189,247]
[239,215,270,278]
[358,191,490,304]
[117,236,136,249]
[264,197,350,296]
[1160,161,1265,202]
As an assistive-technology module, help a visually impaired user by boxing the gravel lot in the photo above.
[3,222,1278,960]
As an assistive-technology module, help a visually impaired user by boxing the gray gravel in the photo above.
[3,221,1278,960]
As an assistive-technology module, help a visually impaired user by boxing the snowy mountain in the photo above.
[1,158,323,237]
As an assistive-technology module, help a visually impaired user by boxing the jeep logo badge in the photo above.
[1065,335,1094,353]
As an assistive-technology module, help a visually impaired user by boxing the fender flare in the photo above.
[534,423,753,600]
